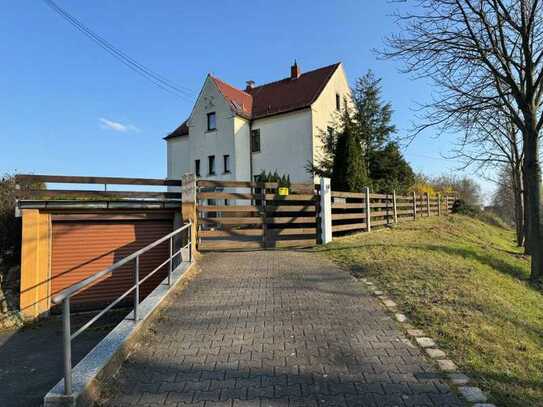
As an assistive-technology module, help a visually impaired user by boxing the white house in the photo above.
[165,61,351,183]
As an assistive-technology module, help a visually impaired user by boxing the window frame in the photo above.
[207,112,217,131]
[335,93,341,111]
[195,159,201,177]
[251,129,261,153]
[223,154,231,174]
[208,155,215,175]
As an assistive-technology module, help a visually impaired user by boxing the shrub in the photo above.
[0,175,22,267]
[452,199,481,216]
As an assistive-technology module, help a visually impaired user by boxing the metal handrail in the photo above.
[56,222,192,396]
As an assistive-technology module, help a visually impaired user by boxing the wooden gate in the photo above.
[196,180,320,250]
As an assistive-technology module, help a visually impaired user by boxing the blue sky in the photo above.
[0,1,493,197]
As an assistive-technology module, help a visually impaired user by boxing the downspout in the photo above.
[249,120,254,183]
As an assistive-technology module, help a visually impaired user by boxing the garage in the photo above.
[50,214,174,310]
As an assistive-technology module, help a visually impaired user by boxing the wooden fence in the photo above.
[14,174,182,201]
[14,174,457,250]
[196,180,319,250]
[331,190,455,235]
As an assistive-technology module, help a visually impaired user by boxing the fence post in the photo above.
[412,191,417,220]
[438,193,441,216]
[365,187,371,232]
[320,178,332,244]
[393,190,398,223]
[182,173,198,254]
[427,193,431,217]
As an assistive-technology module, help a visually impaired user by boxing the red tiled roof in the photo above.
[164,119,188,139]
[249,63,340,119]
[210,76,253,119]
[166,63,341,139]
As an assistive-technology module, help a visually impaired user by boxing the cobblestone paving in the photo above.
[100,251,464,407]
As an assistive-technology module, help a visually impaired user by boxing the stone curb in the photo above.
[360,279,495,407]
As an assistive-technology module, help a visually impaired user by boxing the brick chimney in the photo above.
[290,60,300,79]
[245,80,255,91]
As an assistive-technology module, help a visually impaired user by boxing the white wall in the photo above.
[233,116,251,181]
[166,65,351,185]
[310,64,352,180]
[166,135,190,180]
[251,109,314,183]
[188,77,236,181]
[166,76,237,184]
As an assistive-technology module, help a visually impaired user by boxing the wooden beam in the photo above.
[199,229,263,237]
[197,205,260,212]
[199,217,263,225]
[197,192,255,200]
[332,223,367,232]
[267,228,317,236]
[331,191,365,198]
[16,189,181,200]
[331,213,366,220]
[265,216,316,224]
[15,174,180,186]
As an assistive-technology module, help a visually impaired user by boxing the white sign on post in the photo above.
[320,178,332,244]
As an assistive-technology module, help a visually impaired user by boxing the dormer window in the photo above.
[335,94,341,111]
[207,112,216,131]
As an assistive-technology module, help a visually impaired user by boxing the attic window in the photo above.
[335,94,341,111]
[207,112,216,131]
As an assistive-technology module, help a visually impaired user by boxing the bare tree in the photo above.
[382,0,543,282]
[448,105,526,246]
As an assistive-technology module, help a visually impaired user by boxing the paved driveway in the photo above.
[99,250,463,406]
[0,311,125,407]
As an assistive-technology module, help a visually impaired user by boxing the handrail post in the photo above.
[168,236,173,286]
[188,223,193,263]
[134,257,139,321]
[62,298,73,395]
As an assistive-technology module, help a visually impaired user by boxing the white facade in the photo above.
[166,63,351,183]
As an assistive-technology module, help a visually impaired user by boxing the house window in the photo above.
[335,93,341,111]
[223,154,230,173]
[208,155,215,175]
[251,129,261,153]
[207,112,216,131]
[195,159,200,177]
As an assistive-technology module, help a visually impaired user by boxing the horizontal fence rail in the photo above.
[331,190,455,235]
[54,222,192,396]
[14,174,182,201]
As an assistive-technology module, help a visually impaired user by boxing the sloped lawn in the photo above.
[318,215,543,407]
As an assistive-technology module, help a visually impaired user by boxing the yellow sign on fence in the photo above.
[278,187,289,196]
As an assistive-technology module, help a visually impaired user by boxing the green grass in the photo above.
[317,215,543,407]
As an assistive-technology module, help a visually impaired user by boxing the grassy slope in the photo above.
[318,215,543,407]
